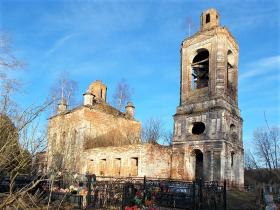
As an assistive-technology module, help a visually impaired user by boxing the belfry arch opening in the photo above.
[192,149,204,180]
[191,49,209,89]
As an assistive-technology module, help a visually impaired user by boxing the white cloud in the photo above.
[239,55,280,80]
[221,3,279,33]
[40,2,148,38]
[44,33,78,57]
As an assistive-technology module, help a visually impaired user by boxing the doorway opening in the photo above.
[193,149,204,180]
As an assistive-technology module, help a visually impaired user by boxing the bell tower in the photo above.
[172,8,244,186]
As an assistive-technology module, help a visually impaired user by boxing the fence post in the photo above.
[144,176,146,190]
[199,179,203,209]
[79,195,82,209]
[86,174,92,208]
[223,179,227,210]
[192,181,196,210]
[121,184,125,210]
[259,188,264,209]
[143,176,147,204]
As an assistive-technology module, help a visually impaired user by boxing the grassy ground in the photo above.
[1,191,259,210]
[227,190,257,210]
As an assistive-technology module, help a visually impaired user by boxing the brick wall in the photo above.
[82,143,172,178]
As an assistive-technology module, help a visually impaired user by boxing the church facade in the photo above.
[47,8,244,186]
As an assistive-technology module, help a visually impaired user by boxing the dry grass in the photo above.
[227,190,257,210]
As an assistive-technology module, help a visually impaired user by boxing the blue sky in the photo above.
[0,0,279,148]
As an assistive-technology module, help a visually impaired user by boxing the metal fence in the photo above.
[49,175,226,210]
[123,177,226,210]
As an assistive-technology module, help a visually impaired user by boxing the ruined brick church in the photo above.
[47,8,244,186]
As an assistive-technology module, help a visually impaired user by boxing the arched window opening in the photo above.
[206,14,210,23]
[192,122,206,135]
[191,50,209,89]
[230,124,236,132]
[231,152,235,167]
[227,50,236,96]
[230,124,238,142]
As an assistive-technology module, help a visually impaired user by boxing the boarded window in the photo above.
[130,157,138,176]
[88,159,94,173]
[114,158,121,176]
[177,122,182,136]
[213,152,221,180]
[204,151,211,181]
[100,159,106,176]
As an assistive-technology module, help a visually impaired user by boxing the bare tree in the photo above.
[253,127,280,170]
[0,32,53,208]
[244,149,258,169]
[112,78,132,111]
[0,32,24,69]
[48,71,78,116]
[245,127,280,185]
[0,114,21,176]
[142,118,164,144]
[0,32,29,178]
[0,100,52,209]
[0,112,52,207]
[0,33,24,117]
[163,130,173,146]
[0,74,20,116]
